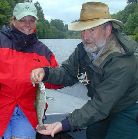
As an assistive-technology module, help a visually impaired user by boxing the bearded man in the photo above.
[31,2,138,139]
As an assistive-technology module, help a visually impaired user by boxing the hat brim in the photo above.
[15,11,38,20]
[68,19,123,31]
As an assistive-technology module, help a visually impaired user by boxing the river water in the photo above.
[40,39,81,64]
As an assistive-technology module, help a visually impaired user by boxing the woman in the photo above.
[0,2,62,139]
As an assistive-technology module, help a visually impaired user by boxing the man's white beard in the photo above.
[83,39,106,54]
[83,44,98,53]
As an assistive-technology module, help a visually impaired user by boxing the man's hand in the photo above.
[36,122,63,137]
[31,68,45,84]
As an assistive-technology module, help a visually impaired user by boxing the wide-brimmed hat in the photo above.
[68,2,123,31]
[13,2,38,20]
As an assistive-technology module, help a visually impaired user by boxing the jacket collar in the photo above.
[1,25,38,51]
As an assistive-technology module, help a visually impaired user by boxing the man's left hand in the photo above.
[36,122,63,137]
[31,68,45,85]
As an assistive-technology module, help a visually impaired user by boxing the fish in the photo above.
[36,82,47,125]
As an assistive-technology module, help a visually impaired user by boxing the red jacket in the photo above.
[0,26,62,136]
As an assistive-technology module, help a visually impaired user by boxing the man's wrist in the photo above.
[61,118,71,132]
[42,67,49,81]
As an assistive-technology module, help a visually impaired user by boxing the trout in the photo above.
[36,82,47,125]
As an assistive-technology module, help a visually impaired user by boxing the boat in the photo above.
[42,83,89,139]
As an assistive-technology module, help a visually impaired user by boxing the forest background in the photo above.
[0,0,137,41]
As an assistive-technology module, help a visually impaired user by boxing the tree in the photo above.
[112,3,137,24]
[25,0,32,2]
[37,21,46,38]
[0,0,11,27]
[127,0,137,4]
[50,19,64,31]
[34,2,44,20]
[6,0,25,10]
[124,13,138,35]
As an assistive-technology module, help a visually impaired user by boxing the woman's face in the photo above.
[13,16,36,35]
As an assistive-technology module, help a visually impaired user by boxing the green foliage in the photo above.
[0,0,25,27]
[127,0,137,4]
[112,3,137,23]
[6,0,24,11]
[0,1,12,26]
[66,30,80,39]
[134,33,138,42]
[34,2,44,20]
[49,19,66,38]
[113,3,138,41]
[50,19,64,31]
[124,12,138,34]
